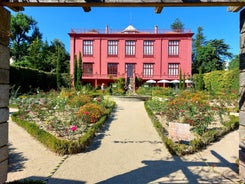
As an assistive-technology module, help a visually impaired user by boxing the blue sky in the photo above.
[11,6,240,57]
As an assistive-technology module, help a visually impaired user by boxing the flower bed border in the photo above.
[144,101,239,156]
[11,103,115,155]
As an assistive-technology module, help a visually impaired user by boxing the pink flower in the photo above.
[71,125,77,132]
[84,111,89,115]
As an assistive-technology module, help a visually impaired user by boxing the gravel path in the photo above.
[7,99,241,183]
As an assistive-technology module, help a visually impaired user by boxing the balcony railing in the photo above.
[82,73,185,81]
[70,28,192,34]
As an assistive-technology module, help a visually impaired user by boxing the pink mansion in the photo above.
[69,25,194,87]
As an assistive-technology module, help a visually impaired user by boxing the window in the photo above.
[168,63,179,76]
[83,40,93,56]
[83,63,93,75]
[143,40,154,56]
[107,63,118,75]
[108,40,118,56]
[168,40,179,56]
[143,64,154,77]
[125,40,136,56]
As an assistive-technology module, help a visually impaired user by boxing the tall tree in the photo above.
[49,39,70,73]
[10,13,70,74]
[73,55,78,88]
[192,26,232,74]
[76,52,83,88]
[195,44,217,73]
[56,45,61,89]
[193,26,206,49]
[24,37,43,69]
[192,27,206,74]
[179,69,185,90]
[171,18,184,31]
[208,39,233,65]
[40,40,53,72]
[197,40,232,73]
[197,67,204,90]
[10,13,42,62]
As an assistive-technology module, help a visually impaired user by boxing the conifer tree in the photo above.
[179,69,184,90]
[76,52,83,89]
[197,67,204,90]
[56,46,61,89]
[74,54,78,88]
[171,18,184,32]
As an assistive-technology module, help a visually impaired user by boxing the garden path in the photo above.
[7,98,241,183]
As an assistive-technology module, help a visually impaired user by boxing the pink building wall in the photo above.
[69,25,194,87]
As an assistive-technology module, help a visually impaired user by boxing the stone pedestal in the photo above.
[0,6,10,184]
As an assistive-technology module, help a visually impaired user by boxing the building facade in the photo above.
[69,25,193,88]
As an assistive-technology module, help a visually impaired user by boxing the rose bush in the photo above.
[14,88,114,140]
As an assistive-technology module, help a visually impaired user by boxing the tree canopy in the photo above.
[170,18,184,31]
[10,13,70,74]
[10,13,42,62]
[192,27,233,74]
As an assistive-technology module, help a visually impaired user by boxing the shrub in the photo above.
[10,66,57,93]
[136,85,153,96]
[224,115,239,130]
[10,65,70,94]
[136,86,174,96]
[77,103,106,123]
[146,98,165,114]
[69,94,91,108]
[59,88,76,99]
[152,87,174,97]
[203,69,239,94]
[189,138,204,152]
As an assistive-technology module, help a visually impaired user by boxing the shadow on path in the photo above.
[98,150,238,184]
[8,143,28,173]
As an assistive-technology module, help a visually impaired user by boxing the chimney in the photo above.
[105,25,108,34]
[154,25,158,34]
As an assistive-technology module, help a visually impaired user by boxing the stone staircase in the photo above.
[126,77,135,95]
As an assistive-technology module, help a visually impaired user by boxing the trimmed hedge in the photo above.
[10,65,70,93]
[203,69,239,93]
[11,102,115,155]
